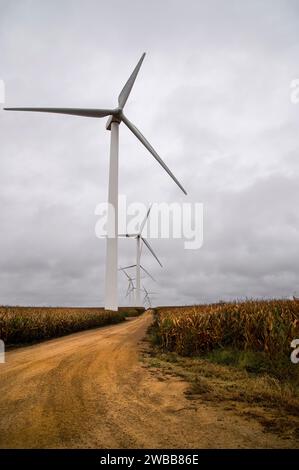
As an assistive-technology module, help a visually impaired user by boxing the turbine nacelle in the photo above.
[106,108,123,130]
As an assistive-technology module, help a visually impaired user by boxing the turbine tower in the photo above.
[120,205,162,307]
[4,53,187,311]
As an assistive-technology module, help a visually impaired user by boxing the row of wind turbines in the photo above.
[120,266,156,308]
[5,53,187,310]
[119,203,161,308]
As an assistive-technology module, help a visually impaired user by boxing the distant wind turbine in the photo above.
[4,53,187,311]
[142,286,158,308]
[120,268,136,305]
[119,205,162,307]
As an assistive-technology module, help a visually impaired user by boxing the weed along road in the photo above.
[0,312,294,448]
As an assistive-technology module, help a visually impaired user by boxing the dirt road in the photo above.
[0,312,294,448]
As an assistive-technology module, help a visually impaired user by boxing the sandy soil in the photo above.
[0,312,295,448]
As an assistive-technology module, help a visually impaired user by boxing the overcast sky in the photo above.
[1,0,299,306]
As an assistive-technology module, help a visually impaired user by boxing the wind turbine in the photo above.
[142,286,158,308]
[4,53,187,311]
[120,268,136,305]
[120,204,162,307]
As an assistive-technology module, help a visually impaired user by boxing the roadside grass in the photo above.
[144,344,299,439]
[144,305,299,440]
[0,306,145,346]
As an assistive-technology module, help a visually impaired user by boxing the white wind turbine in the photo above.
[142,286,158,308]
[120,268,136,305]
[119,263,155,305]
[120,205,162,307]
[4,53,187,311]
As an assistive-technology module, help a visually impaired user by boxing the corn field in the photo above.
[0,306,142,345]
[153,300,299,358]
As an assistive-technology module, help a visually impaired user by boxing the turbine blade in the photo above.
[121,263,156,281]
[4,107,114,118]
[139,204,152,235]
[120,264,137,270]
[121,114,187,195]
[118,53,146,109]
[141,237,163,267]
[140,264,156,282]
[125,284,131,297]
[120,268,130,279]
